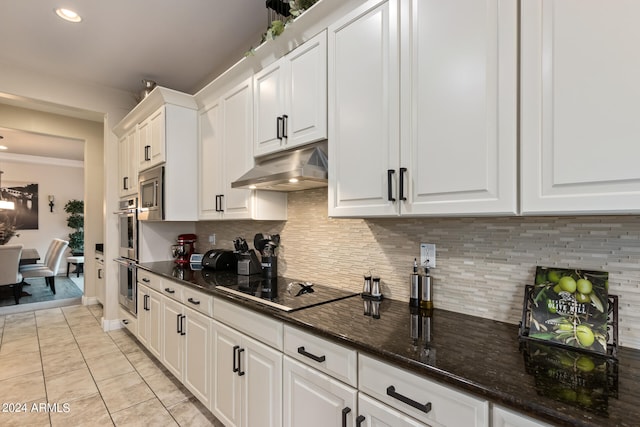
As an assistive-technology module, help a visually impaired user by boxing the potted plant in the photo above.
[64,199,84,255]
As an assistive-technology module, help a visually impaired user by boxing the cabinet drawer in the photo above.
[160,279,183,301]
[359,354,489,427]
[137,270,162,292]
[284,325,357,387]
[181,286,213,317]
[213,298,283,350]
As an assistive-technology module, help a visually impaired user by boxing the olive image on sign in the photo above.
[529,267,609,355]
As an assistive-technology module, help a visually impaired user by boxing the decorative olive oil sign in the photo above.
[529,267,608,355]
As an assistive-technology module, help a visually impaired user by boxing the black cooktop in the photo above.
[200,271,359,311]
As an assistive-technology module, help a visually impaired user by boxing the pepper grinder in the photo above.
[420,267,433,310]
[410,258,420,307]
[371,275,381,298]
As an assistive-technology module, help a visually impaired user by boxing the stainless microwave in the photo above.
[138,165,164,221]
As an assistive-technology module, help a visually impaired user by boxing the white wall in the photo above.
[0,158,83,271]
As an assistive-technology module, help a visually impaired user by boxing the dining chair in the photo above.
[0,244,24,304]
[19,238,63,273]
[21,239,69,295]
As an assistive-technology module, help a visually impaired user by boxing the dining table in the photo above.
[19,248,40,265]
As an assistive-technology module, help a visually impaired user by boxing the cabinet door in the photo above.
[283,356,357,427]
[118,130,137,197]
[254,60,286,156]
[358,393,425,427]
[492,405,552,427]
[184,307,211,408]
[220,77,254,219]
[161,296,184,379]
[285,30,328,150]
[242,335,282,427]
[95,261,104,305]
[212,320,243,427]
[138,107,166,170]
[328,0,401,217]
[147,289,163,360]
[198,101,223,220]
[521,1,640,214]
[401,0,518,216]
[136,286,149,347]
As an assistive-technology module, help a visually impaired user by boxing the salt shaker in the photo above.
[363,272,372,294]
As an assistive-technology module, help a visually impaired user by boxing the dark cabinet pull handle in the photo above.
[98,269,102,279]
[399,167,407,201]
[187,297,200,305]
[282,114,288,138]
[341,407,351,427]
[176,313,181,334]
[123,176,128,190]
[237,348,245,376]
[164,288,175,294]
[145,145,151,161]
[386,386,432,414]
[233,345,240,373]
[180,315,186,336]
[144,294,149,311]
[297,346,326,363]
[277,116,283,140]
[142,277,150,283]
[123,319,129,325]
[356,415,366,426]
[218,195,224,212]
[387,169,396,202]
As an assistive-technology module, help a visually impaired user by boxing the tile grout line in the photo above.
[59,306,118,427]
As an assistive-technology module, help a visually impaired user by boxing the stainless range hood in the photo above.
[231,142,328,191]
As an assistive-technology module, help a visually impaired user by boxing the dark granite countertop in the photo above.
[138,261,640,427]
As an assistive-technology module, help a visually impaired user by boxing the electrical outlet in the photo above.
[209,234,216,245]
[420,243,436,268]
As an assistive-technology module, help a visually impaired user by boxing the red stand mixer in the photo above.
[171,234,197,264]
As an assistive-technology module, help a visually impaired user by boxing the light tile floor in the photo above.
[0,304,224,426]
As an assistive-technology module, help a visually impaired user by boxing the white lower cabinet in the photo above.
[211,319,282,427]
[137,284,162,359]
[161,296,184,379]
[492,405,552,427]
[359,354,489,427]
[283,356,358,427]
[358,392,426,427]
[183,307,212,408]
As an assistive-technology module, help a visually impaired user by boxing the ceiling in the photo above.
[0,0,271,161]
[0,126,84,162]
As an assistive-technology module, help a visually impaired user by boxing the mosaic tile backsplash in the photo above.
[196,188,640,349]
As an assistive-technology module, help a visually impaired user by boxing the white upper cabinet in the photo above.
[401,0,518,216]
[254,31,328,157]
[138,106,166,171]
[521,0,640,214]
[329,0,518,217]
[118,128,137,197]
[114,87,198,220]
[328,0,401,217]
[198,77,287,221]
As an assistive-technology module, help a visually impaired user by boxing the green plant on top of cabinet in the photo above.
[520,1,640,214]
[253,30,327,157]
[328,0,518,217]
[198,76,287,220]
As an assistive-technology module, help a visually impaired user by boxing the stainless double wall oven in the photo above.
[115,197,138,315]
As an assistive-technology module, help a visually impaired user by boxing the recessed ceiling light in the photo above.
[0,146,7,150]
[55,8,82,23]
